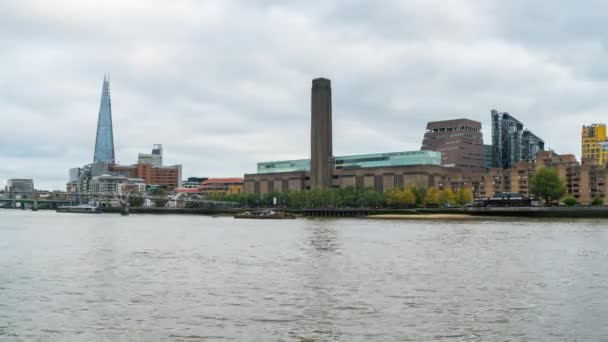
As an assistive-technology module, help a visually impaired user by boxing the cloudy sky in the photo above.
[1,0,607,190]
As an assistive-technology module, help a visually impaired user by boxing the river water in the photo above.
[1,210,608,341]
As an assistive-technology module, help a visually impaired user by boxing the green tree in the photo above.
[591,196,604,206]
[456,187,474,206]
[562,195,577,206]
[530,167,566,205]
[153,188,168,208]
[424,187,441,207]
[128,191,145,207]
[439,188,456,207]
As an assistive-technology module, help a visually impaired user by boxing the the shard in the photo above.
[93,76,115,164]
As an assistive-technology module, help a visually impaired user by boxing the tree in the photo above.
[128,191,145,207]
[562,195,577,206]
[439,188,456,207]
[402,188,417,207]
[530,167,566,205]
[424,187,441,207]
[592,196,604,206]
[384,188,403,208]
[456,187,474,206]
[153,188,168,208]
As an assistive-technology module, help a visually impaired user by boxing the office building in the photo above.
[491,110,544,168]
[5,179,34,194]
[483,145,493,168]
[582,124,608,166]
[522,130,545,160]
[93,76,115,164]
[421,119,484,171]
[138,144,163,167]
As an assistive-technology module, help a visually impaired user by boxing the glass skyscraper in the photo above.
[93,76,115,164]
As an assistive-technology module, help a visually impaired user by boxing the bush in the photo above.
[591,196,604,206]
[562,196,577,206]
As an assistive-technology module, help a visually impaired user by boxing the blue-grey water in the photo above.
[1,210,608,341]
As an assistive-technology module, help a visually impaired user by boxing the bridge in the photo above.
[0,191,239,211]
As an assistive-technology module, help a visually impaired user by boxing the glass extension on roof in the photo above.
[256,151,441,174]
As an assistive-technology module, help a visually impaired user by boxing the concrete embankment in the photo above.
[101,207,240,215]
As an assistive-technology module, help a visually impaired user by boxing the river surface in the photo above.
[1,210,608,341]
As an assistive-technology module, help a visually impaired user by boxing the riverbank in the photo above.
[368,213,493,220]
[92,206,608,219]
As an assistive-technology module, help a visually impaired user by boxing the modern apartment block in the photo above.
[473,150,605,204]
[491,110,544,169]
[581,124,608,166]
[421,119,485,171]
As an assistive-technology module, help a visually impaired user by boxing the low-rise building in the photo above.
[200,178,244,195]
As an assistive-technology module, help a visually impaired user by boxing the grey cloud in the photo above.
[1,0,607,189]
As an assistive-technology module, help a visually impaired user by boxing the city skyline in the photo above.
[2,1,608,190]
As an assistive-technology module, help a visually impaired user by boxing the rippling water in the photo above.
[1,210,608,341]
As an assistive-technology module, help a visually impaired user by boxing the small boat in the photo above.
[234,210,296,219]
[57,204,101,214]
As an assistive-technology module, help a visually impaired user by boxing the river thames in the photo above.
[1,210,608,341]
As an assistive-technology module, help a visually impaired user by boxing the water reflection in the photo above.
[2,212,608,341]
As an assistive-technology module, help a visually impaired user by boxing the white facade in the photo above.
[138,144,163,167]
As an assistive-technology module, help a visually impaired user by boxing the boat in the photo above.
[234,209,296,219]
[57,203,101,214]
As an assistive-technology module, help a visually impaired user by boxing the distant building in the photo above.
[134,164,182,190]
[182,177,208,189]
[310,78,333,189]
[491,109,544,169]
[522,130,545,160]
[5,179,34,194]
[118,178,146,193]
[93,76,115,164]
[89,174,127,194]
[244,78,475,195]
[421,119,484,171]
[200,178,244,195]
[138,144,163,167]
[473,150,606,205]
[483,145,493,168]
[582,124,608,166]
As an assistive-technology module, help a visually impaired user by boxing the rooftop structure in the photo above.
[421,118,484,171]
[256,151,442,174]
[93,76,115,164]
[138,144,163,167]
